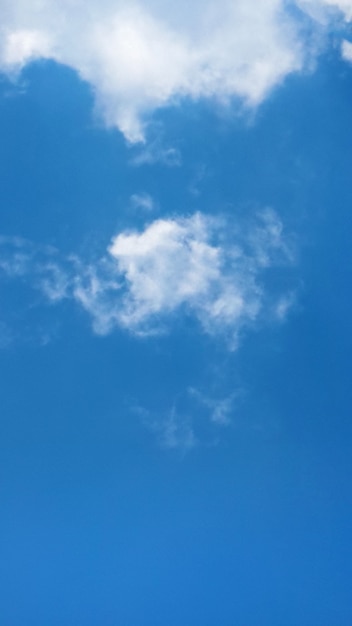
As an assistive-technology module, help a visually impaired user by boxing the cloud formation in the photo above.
[298,0,352,21]
[129,192,156,213]
[136,387,236,451]
[0,210,295,347]
[342,40,352,62]
[0,0,350,141]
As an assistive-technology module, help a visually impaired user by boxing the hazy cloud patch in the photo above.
[130,192,157,213]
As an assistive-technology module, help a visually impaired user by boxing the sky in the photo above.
[0,1,352,624]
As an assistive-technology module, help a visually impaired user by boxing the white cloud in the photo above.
[137,386,240,450]
[342,40,352,62]
[325,0,352,19]
[155,406,198,451]
[71,260,123,335]
[130,192,156,212]
[130,140,182,166]
[130,403,198,451]
[1,29,51,70]
[275,291,297,321]
[248,208,294,268]
[107,212,266,341]
[0,210,295,345]
[298,0,352,21]
[0,239,72,310]
[188,387,235,425]
[1,0,349,141]
[296,0,352,63]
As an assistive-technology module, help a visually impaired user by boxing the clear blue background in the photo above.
[1,50,352,624]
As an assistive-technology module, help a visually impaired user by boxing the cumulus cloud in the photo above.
[106,212,268,341]
[0,210,295,346]
[0,0,350,141]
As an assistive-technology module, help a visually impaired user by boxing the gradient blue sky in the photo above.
[1,1,352,624]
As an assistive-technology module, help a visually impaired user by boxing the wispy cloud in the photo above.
[0,1,350,141]
[0,209,296,346]
[342,40,352,62]
[129,139,182,166]
[154,406,198,452]
[298,0,352,22]
[129,192,156,213]
[0,236,70,290]
[133,386,238,451]
[188,387,236,426]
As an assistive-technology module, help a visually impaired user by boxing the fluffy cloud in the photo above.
[106,211,286,341]
[0,210,294,347]
[109,213,255,336]
[0,0,350,141]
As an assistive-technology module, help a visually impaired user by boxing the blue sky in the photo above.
[0,1,352,624]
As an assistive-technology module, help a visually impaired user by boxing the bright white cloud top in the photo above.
[0,0,350,141]
[0,210,294,347]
